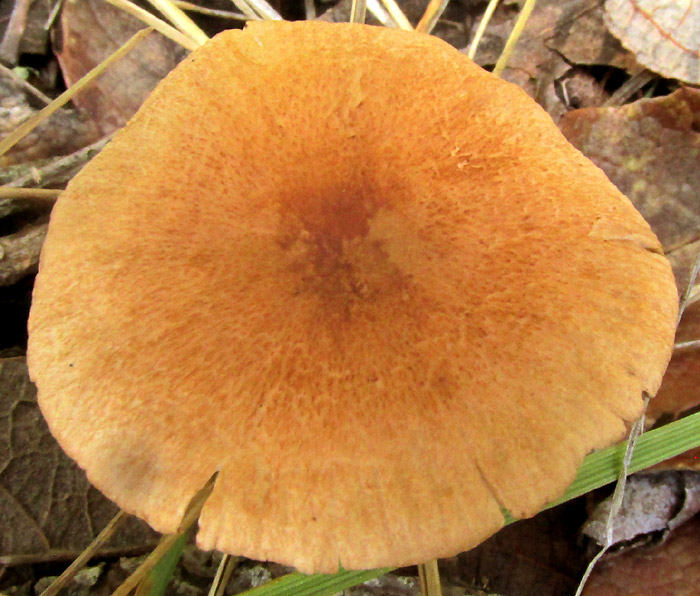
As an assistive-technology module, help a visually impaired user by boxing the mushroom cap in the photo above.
[28,21,678,573]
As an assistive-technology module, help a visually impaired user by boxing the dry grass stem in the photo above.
[378,0,412,30]
[207,555,237,596]
[106,0,202,50]
[39,511,128,596]
[110,476,216,596]
[145,0,209,46]
[467,0,500,59]
[0,187,61,200]
[417,560,442,596]
[492,0,536,77]
[0,28,152,159]
[173,1,247,20]
[228,0,259,21]
[245,0,283,21]
[350,0,367,24]
[415,0,449,34]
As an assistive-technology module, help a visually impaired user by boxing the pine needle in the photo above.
[492,0,537,77]
[145,0,209,46]
[106,0,201,50]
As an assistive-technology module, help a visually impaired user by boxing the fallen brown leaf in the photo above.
[582,514,700,596]
[0,358,158,565]
[559,87,700,254]
[56,0,188,136]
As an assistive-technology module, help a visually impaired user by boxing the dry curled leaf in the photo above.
[604,0,700,84]
[0,358,158,564]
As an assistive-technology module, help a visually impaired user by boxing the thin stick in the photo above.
[678,250,700,324]
[304,0,316,20]
[492,0,537,77]
[39,511,128,596]
[106,0,201,50]
[415,0,449,34]
[379,0,412,30]
[417,560,442,596]
[0,28,152,159]
[350,0,367,24]
[0,62,52,104]
[574,396,649,596]
[145,0,209,46]
[110,475,216,596]
[173,1,247,20]
[467,0,500,59]
[0,187,61,200]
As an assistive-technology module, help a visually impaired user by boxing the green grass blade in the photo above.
[137,532,189,596]
[236,412,700,596]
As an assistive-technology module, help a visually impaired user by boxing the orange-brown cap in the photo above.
[27,21,678,573]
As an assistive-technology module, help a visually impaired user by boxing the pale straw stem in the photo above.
[492,0,537,77]
[350,0,368,24]
[415,0,449,34]
[379,0,413,30]
[106,0,201,50]
[145,0,209,46]
[0,28,151,159]
[467,0,500,59]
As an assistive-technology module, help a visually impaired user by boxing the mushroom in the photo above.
[27,21,678,574]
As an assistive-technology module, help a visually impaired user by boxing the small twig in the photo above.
[39,511,128,596]
[350,0,367,24]
[678,250,700,325]
[0,29,151,159]
[574,396,649,596]
[0,187,61,200]
[366,0,393,26]
[106,0,201,50]
[415,0,449,34]
[467,0,500,59]
[6,135,111,188]
[492,0,537,77]
[146,0,209,46]
[0,0,31,65]
[45,0,64,30]
[675,339,700,353]
[603,70,655,107]
[0,62,52,104]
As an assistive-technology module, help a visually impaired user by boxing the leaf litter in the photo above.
[1,1,700,596]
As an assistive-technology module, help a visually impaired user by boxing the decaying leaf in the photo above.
[581,514,700,596]
[604,0,700,84]
[582,472,700,548]
[57,0,188,136]
[559,87,700,253]
[0,358,158,564]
